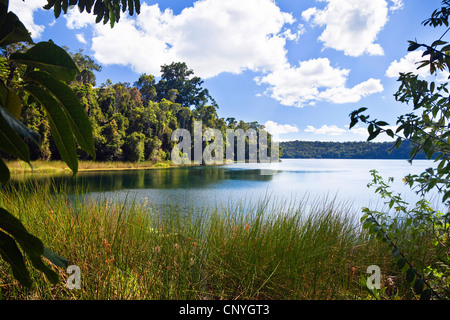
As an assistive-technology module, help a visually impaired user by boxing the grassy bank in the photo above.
[5,160,182,175]
[0,183,411,300]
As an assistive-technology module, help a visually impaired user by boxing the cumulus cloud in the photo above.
[386,50,432,79]
[256,58,383,107]
[264,121,299,135]
[9,0,47,39]
[302,0,389,57]
[62,0,383,108]
[65,0,295,79]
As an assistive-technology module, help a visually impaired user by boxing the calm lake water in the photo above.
[11,159,442,216]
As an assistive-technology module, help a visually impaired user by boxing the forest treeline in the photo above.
[279,140,429,159]
[12,47,276,163]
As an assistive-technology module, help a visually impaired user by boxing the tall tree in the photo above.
[69,48,102,86]
[156,62,217,109]
[134,73,157,106]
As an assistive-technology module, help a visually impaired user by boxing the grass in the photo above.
[0,182,413,300]
[5,160,185,174]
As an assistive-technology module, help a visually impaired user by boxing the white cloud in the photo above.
[264,121,299,135]
[61,0,383,108]
[9,0,47,39]
[389,0,404,11]
[65,8,97,29]
[387,50,450,81]
[66,0,296,79]
[76,33,87,44]
[302,0,389,57]
[319,78,384,104]
[305,125,347,136]
[256,58,383,107]
[386,50,432,79]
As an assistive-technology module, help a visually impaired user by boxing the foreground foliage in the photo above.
[0,0,140,288]
[350,0,450,300]
[0,184,415,300]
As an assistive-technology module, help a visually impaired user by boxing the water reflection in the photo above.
[9,165,275,193]
[8,159,442,215]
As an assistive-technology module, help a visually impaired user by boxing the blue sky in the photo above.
[10,0,447,142]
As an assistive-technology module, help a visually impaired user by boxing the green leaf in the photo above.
[368,130,380,142]
[406,268,416,283]
[413,278,424,295]
[0,12,34,46]
[25,85,78,174]
[0,207,62,285]
[408,41,421,51]
[0,207,44,255]
[0,230,32,288]
[26,71,95,159]
[44,247,69,268]
[54,0,62,18]
[5,88,22,119]
[11,41,79,82]
[0,106,41,147]
[0,156,10,186]
[386,129,394,138]
[27,253,59,285]
[0,107,30,163]
[133,0,140,14]
[392,248,401,259]
[362,218,375,230]
[420,289,432,300]
[431,40,447,47]
[128,0,134,16]
[396,257,407,269]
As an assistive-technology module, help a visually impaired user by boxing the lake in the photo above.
[10,159,442,216]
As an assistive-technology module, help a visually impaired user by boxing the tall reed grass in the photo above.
[0,182,403,300]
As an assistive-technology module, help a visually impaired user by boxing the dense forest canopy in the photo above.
[280,140,429,159]
[8,47,276,163]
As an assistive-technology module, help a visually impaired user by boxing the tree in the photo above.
[349,0,450,300]
[156,62,217,109]
[134,73,157,105]
[0,0,140,288]
[69,48,102,86]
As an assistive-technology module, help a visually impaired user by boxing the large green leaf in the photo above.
[0,105,41,147]
[25,85,78,174]
[0,230,32,288]
[27,251,59,285]
[0,207,62,285]
[44,247,69,268]
[0,156,10,186]
[5,88,22,119]
[0,106,30,163]
[0,207,43,255]
[26,71,96,159]
[10,41,79,82]
[0,12,33,46]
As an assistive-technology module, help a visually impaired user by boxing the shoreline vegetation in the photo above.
[6,159,235,175]
[0,182,420,300]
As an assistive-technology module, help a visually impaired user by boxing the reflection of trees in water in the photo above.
[8,166,276,194]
